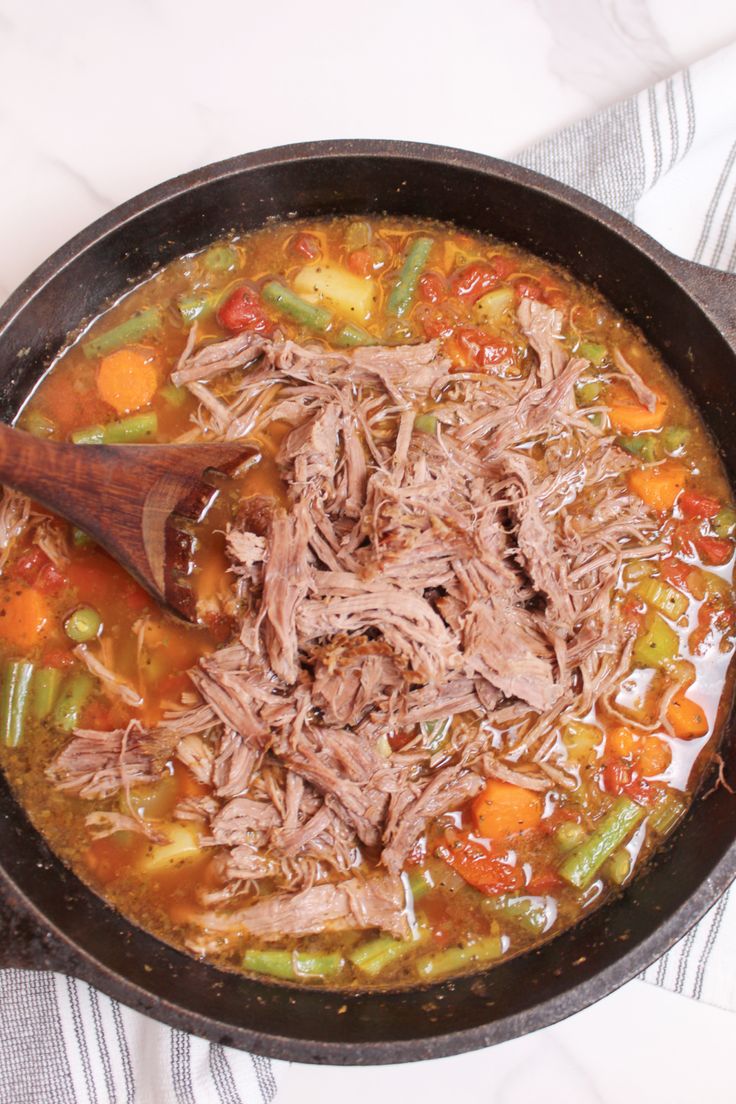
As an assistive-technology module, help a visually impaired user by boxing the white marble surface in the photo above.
[2,0,736,1100]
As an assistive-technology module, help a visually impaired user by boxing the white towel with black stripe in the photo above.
[1,37,736,1104]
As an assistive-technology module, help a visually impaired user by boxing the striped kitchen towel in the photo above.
[2,36,736,1104]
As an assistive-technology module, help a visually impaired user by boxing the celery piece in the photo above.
[262,280,332,332]
[176,292,215,326]
[579,341,607,365]
[243,948,343,981]
[30,667,63,722]
[414,413,438,435]
[82,307,162,359]
[618,434,656,463]
[632,611,679,668]
[344,220,372,252]
[472,286,515,327]
[416,936,503,980]
[387,237,434,317]
[559,796,645,889]
[713,507,736,539]
[648,790,687,836]
[203,244,238,272]
[661,425,690,455]
[482,894,548,935]
[408,868,434,902]
[0,661,34,748]
[576,379,603,405]
[632,576,688,621]
[71,527,93,548]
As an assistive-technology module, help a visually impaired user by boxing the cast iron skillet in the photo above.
[1,140,736,1065]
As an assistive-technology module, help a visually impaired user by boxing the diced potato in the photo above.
[139,823,201,873]
[562,720,603,761]
[472,286,515,327]
[293,263,375,322]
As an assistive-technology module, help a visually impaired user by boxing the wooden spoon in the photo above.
[0,423,255,621]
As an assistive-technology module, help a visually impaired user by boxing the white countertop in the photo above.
[3,0,736,1100]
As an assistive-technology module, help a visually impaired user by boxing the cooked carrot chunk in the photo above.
[629,462,688,512]
[472,779,543,839]
[97,346,159,415]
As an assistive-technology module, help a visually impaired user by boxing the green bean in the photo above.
[0,661,34,748]
[72,412,158,445]
[554,821,587,853]
[334,322,376,347]
[82,307,162,359]
[661,425,690,455]
[242,948,343,980]
[387,237,434,317]
[160,383,189,408]
[618,434,657,463]
[648,790,687,836]
[482,895,548,935]
[64,606,102,643]
[421,715,452,753]
[53,673,95,732]
[578,341,607,365]
[24,411,56,438]
[203,244,238,272]
[414,413,438,435]
[558,796,645,889]
[261,280,331,332]
[575,379,603,405]
[713,507,736,539]
[349,934,418,977]
[604,848,631,886]
[416,935,503,980]
[30,667,63,721]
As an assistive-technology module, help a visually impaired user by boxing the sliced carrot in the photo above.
[97,346,159,415]
[472,779,543,839]
[667,691,709,739]
[610,399,668,434]
[628,462,688,512]
[0,584,53,650]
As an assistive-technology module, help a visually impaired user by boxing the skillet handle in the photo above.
[0,871,71,973]
[673,257,736,347]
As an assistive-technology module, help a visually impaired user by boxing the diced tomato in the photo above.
[526,870,563,895]
[36,562,67,595]
[388,728,415,752]
[544,288,569,311]
[290,232,320,260]
[603,760,632,795]
[436,830,523,895]
[347,249,373,277]
[620,592,646,633]
[489,254,516,279]
[694,534,733,566]
[217,286,275,336]
[12,547,51,584]
[659,556,693,590]
[418,272,445,304]
[42,648,75,669]
[449,262,498,302]
[203,611,236,645]
[690,599,736,656]
[513,277,543,302]
[679,489,721,520]
[456,327,514,371]
[421,308,457,341]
